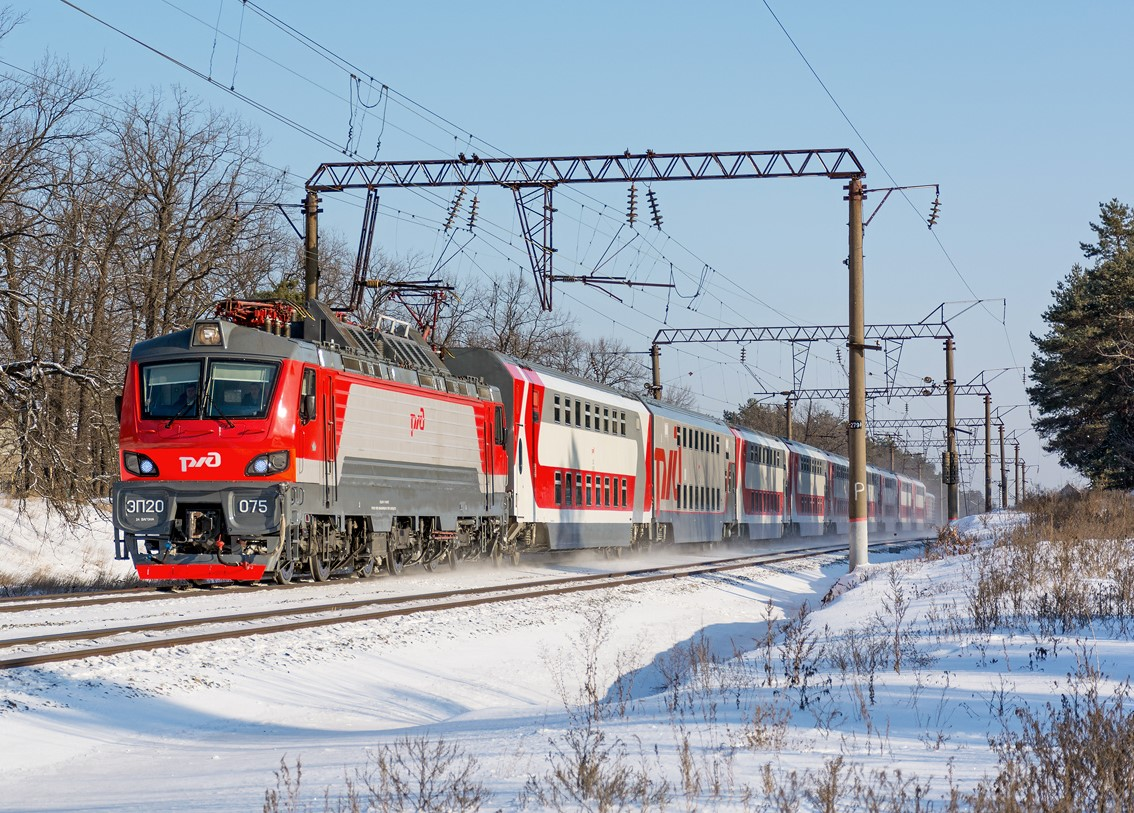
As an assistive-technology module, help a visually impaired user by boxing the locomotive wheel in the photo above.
[354,554,375,579]
[510,549,521,566]
[447,547,459,570]
[274,558,296,585]
[309,555,331,582]
[387,549,405,576]
[490,543,503,568]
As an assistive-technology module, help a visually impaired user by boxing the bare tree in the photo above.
[0,47,292,506]
[659,382,698,409]
[0,30,106,507]
[456,271,578,365]
[111,87,287,338]
[578,336,648,393]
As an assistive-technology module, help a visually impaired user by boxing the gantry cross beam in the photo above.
[653,321,952,393]
[751,383,991,401]
[305,148,865,310]
[870,417,986,431]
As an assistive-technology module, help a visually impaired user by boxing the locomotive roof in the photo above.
[127,320,322,365]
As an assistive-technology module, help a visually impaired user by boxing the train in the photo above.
[112,297,937,583]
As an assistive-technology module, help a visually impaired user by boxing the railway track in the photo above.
[1,537,927,670]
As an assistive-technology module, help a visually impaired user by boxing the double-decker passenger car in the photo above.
[446,348,651,552]
[730,426,788,540]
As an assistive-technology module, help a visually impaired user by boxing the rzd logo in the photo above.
[409,408,426,436]
[179,451,222,473]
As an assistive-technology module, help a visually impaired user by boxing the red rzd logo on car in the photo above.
[410,408,426,436]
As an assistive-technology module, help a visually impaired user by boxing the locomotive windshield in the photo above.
[140,361,201,420]
[139,360,278,421]
[203,361,278,419]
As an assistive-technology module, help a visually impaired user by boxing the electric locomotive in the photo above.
[112,299,510,583]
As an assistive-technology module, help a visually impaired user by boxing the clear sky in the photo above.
[5,0,1132,493]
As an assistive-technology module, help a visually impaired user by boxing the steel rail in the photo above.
[0,538,926,670]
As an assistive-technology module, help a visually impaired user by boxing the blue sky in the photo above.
[6,0,1132,492]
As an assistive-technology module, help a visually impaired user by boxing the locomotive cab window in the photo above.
[140,361,202,420]
[142,359,277,422]
[204,361,278,420]
[299,368,317,424]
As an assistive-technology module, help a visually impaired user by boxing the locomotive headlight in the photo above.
[245,450,290,476]
[193,321,223,346]
[124,451,159,477]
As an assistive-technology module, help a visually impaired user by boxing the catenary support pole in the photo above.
[984,394,992,513]
[945,338,959,522]
[304,189,320,303]
[847,178,868,571]
[999,423,1008,509]
[785,393,794,441]
[1014,442,1020,506]
[649,343,662,400]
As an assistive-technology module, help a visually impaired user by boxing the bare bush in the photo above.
[263,738,490,813]
[353,736,489,813]
[965,490,1134,634]
[965,662,1134,812]
[523,719,668,813]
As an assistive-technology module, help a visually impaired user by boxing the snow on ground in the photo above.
[0,499,132,588]
[1,507,1129,811]
[951,508,1029,540]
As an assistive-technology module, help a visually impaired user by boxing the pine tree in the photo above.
[1029,199,1134,487]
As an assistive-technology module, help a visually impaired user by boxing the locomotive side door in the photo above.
[296,367,335,510]
[321,371,338,509]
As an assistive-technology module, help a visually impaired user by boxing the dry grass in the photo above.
[0,567,138,596]
[964,490,1134,634]
[259,490,1134,811]
[965,660,1134,812]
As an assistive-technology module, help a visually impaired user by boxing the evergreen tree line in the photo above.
[1029,199,1134,489]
